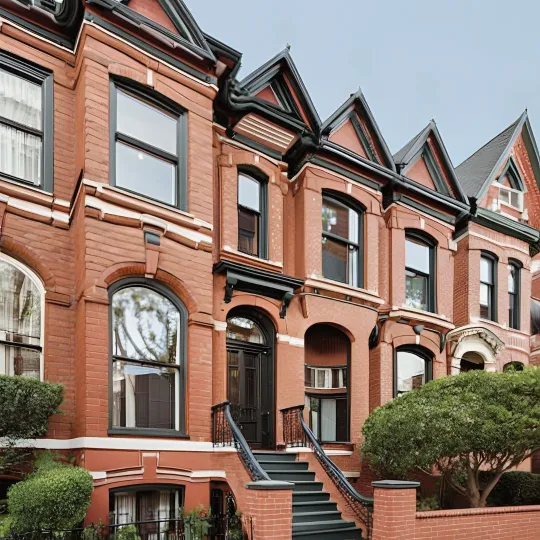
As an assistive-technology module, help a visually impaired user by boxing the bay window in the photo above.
[110,81,187,210]
[110,280,186,435]
[0,52,53,192]
[0,255,43,379]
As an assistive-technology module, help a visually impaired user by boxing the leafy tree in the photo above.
[361,368,540,508]
[0,376,64,473]
[6,460,93,532]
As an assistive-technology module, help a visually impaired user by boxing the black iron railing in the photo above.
[212,401,270,482]
[0,514,251,540]
[281,405,374,539]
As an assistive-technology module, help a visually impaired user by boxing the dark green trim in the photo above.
[203,32,242,64]
[498,156,524,191]
[372,480,420,490]
[350,113,380,164]
[386,194,456,225]
[108,278,188,435]
[110,78,189,211]
[422,145,450,196]
[472,207,540,245]
[307,156,381,191]
[85,12,217,85]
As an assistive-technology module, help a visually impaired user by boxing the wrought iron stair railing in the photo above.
[212,401,271,482]
[281,405,374,538]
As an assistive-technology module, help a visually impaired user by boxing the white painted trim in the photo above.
[391,307,455,330]
[343,471,360,478]
[222,246,283,268]
[0,193,69,225]
[305,277,384,304]
[90,471,107,480]
[454,230,529,256]
[214,321,228,332]
[216,134,287,168]
[2,437,238,452]
[276,334,305,347]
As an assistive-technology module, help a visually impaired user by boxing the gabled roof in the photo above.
[321,89,396,172]
[240,48,321,133]
[393,120,468,203]
[455,111,540,201]
[86,0,216,63]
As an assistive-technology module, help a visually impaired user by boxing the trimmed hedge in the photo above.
[7,463,93,532]
[485,471,540,507]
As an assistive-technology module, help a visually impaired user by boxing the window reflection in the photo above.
[226,317,266,344]
[396,350,429,396]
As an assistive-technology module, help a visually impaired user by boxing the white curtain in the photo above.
[0,69,42,185]
[321,399,337,441]
[113,493,137,525]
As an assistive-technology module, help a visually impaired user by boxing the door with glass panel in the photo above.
[226,315,274,448]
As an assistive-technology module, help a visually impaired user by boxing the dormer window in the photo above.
[498,185,523,211]
[496,157,525,212]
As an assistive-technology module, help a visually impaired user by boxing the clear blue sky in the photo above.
[189,0,540,166]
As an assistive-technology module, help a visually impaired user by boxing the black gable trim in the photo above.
[498,156,525,191]
[403,144,450,196]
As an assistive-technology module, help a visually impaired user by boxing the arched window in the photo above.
[321,193,363,288]
[405,231,436,313]
[508,259,521,330]
[503,361,524,372]
[237,169,267,259]
[460,351,484,373]
[305,324,350,442]
[110,280,186,435]
[0,254,43,379]
[480,251,498,321]
[394,346,432,397]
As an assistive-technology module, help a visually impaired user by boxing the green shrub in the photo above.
[7,463,93,532]
[484,471,540,507]
[111,524,140,540]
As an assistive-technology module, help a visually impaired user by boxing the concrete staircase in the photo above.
[253,451,364,540]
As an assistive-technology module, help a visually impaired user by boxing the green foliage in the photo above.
[7,462,93,532]
[416,495,440,511]
[111,524,141,540]
[361,369,540,507]
[485,471,540,507]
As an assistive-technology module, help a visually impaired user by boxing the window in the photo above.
[405,232,435,312]
[304,366,347,389]
[110,81,187,209]
[480,253,497,321]
[237,171,267,258]
[110,281,186,435]
[395,347,432,397]
[321,194,362,287]
[0,255,43,379]
[306,395,348,443]
[508,260,521,330]
[110,485,184,526]
[0,52,53,192]
[498,185,523,211]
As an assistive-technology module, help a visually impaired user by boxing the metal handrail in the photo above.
[212,401,271,482]
[281,405,373,538]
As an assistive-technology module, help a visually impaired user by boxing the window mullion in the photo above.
[0,116,44,138]
[116,132,178,163]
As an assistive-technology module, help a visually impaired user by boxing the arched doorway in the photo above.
[226,309,275,448]
[460,351,485,373]
[304,324,350,443]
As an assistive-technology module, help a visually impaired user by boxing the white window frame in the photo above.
[0,252,45,381]
[306,366,346,389]
[494,182,524,212]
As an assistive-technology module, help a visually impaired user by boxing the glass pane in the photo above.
[112,360,177,429]
[499,188,510,204]
[322,197,358,242]
[348,246,359,288]
[0,124,42,185]
[117,90,177,154]
[309,397,319,439]
[508,266,516,293]
[480,303,489,319]
[480,283,490,306]
[304,366,314,387]
[0,69,42,129]
[317,370,327,389]
[116,142,176,205]
[322,236,347,284]
[406,238,430,274]
[397,351,426,396]
[112,287,180,364]
[0,345,40,378]
[238,174,260,211]
[226,317,265,344]
[480,257,493,284]
[238,208,259,256]
[405,271,428,311]
[511,191,520,208]
[320,399,337,441]
[0,260,41,341]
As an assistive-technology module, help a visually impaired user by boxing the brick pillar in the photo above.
[244,481,293,540]
[372,480,419,540]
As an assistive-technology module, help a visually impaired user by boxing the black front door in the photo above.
[227,340,274,448]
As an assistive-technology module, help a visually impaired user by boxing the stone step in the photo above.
[292,500,338,513]
[291,481,324,492]
[267,470,316,482]
[293,490,331,502]
[292,525,363,540]
[293,510,342,524]
[252,451,297,462]
[258,460,309,471]
[293,519,358,533]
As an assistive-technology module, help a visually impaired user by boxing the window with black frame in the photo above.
[110,283,185,434]
[508,260,521,330]
[395,347,432,397]
[111,82,187,209]
[321,194,362,288]
[480,253,497,321]
[237,171,267,258]
[0,52,53,192]
[405,233,435,312]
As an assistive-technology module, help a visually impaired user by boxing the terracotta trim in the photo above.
[417,505,540,519]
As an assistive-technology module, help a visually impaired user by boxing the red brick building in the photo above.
[1,1,540,538]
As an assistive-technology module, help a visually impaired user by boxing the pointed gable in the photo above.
[321,90,396,171]
[394,120,467,203]
[241,49,320,132]
[127,0,178,33]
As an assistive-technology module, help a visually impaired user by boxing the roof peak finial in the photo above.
[286,43,291,51]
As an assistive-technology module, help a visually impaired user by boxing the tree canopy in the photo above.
[361,368,540,507]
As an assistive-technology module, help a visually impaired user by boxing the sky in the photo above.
[189,0,540,166]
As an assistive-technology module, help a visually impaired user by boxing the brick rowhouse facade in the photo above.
[1,1,540,538]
